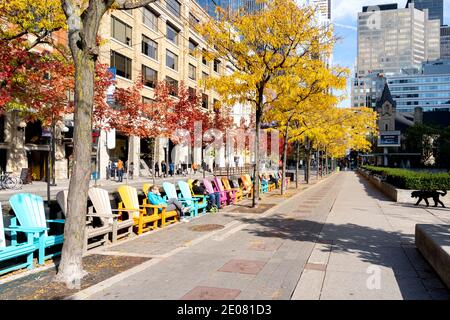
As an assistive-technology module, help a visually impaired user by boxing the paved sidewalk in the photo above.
[5,171,442,300]
[70,173,340,299]
[292,172,450,300]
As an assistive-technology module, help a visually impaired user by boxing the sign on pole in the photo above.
[378,131,401,147]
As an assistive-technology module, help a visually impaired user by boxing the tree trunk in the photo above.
[295,141,300,189]
[152,137,157,185]
[55,1,105,287]
[305,151,311,184]
[251,96,263,207]
[54,50,95,288]
[281,122,289,195]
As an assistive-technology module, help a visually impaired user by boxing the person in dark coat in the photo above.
[192,179,221,210]
[154,161,160,177]
[161,161,167,178]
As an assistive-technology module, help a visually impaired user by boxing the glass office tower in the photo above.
[406,0,443,25]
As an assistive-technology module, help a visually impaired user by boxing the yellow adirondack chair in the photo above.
[117,185,162,235]
[240,174,254,198]
[221,177,243,202]
[142,183,152,197]
[263,173,276,191]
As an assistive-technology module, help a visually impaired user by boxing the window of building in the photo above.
[142,6,158,31]
[142,96,155,104]
[202,71,209,80]
[166,23,179,45]
[142,65,157,88]
[202,50,208,65]
[111,16,132,46]
[166,76,179,96]
[142,35,158,60]
[188,64,196,80]
[166,0,181,17]
[188,87,196,99]
[189,13,199,27]
[166,49,178,71]
[189,39,198,56]
[202,94,209,109]
[111,51,132,79]
[213,59,220,73]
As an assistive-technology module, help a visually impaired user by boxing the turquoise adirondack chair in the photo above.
[203,178,228,207]
[9,193,64,264]
[0,201,46,275]
[162,182,194,217]
[259,175,269,193]
[178,181,207,216]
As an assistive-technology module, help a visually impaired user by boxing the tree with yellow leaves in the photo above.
[198,0,333,206]
[295,106,378,182]
[265,57,348,193]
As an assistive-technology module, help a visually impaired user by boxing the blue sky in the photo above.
[331,0,450,108]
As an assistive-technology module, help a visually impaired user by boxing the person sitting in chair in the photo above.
[192,179,221,211]
[147,185,191,222]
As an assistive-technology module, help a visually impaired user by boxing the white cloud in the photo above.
[332,0,400,23]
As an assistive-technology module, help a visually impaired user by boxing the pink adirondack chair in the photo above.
[203,178,227,207]
[214,177,236,204]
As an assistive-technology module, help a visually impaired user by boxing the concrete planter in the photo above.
[357,168,450,206]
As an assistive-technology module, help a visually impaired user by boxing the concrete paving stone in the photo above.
[218,259,267,275]
[291,269,325,300]
[308,243,332,264]
[326,247,417,274]
[320,270,404,300]
[181,286,241,300]
[196,271,255,291]
[402,246,435,272]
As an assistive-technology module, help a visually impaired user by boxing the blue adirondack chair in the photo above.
[0,201,46,275]
[9,193,64,264]
[178,181,208,216]
[162,182,195,217]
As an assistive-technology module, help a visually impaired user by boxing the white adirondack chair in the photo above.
[56,190,114,252]
[88,188,134,242]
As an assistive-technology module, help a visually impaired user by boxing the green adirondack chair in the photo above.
[9,193,64,264]
[178,181,207,216]
[1,201,46,275]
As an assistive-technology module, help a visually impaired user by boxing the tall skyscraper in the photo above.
[357,3,440,76]
[406,0,444,25]
[352,3,441,110]
[441,26,450,59]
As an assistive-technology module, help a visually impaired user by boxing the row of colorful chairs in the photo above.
[0,171,288,275]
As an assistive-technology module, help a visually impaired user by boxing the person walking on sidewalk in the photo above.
[169,162,174,177]
[117,159,124,183]
[147,185,191,222]
[154,161,160,178]
[161,161,167,178]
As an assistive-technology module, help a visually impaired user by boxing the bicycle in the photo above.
[0,172,23,190]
